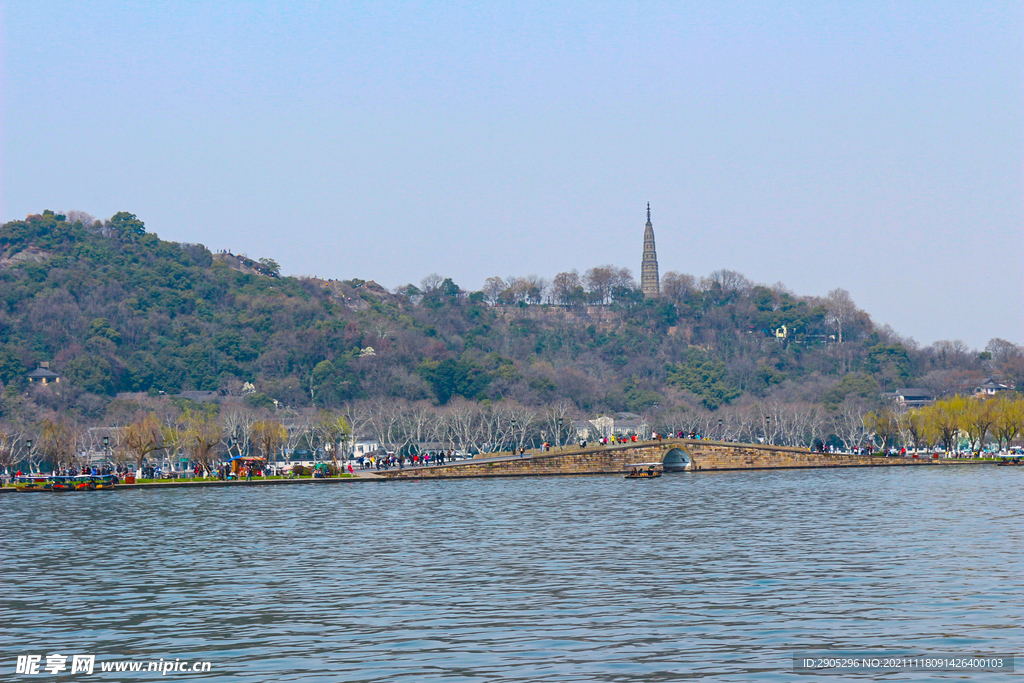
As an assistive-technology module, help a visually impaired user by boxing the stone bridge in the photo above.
[381,438,947,479]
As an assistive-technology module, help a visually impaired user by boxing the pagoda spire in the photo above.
[641,203,659,297]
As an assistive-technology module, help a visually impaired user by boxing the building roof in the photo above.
[26,367,59,379]
[892,388,933,399]
[176,391,220,402]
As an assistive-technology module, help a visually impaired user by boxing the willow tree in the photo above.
[898,409,927,452]
[183,411,223,474]
[313,411,351,471]
[864,407,899,451]
[121,412,163,471]
[252,419,287,464]
[40,417,79,471]
[963,398,997,455]
[923,396,967,453]
[991,395,1024,452]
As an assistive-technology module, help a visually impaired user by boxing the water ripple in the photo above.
[2,467,1021,681]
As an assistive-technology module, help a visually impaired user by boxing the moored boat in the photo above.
[14,475,53,492]
[51,475,78,491]
[88,474,117,490]
[72,474,117,490]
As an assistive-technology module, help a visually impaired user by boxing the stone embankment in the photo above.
[382,439,984,480]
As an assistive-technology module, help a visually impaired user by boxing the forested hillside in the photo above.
[0,210,1020,427]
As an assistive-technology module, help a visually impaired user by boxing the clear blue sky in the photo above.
[2,1,1021,349]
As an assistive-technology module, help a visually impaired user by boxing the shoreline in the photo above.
[0,456,1005,492]
[0,474,384,493]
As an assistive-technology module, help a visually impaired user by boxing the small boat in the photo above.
[14,475,53,492]
[88,474,117,490]
[51,475,78,491]
[624,462,663,479]
[71,474,117,490]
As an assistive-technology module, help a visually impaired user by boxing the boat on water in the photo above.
[51,475,78,491]
[624,462,662,479]
[81,474,116,490]
[14,474,117,492]
[13,475,53,492]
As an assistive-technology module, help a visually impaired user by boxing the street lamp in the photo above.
[510,419,518,455]
[718,418,723,441]
[765,416,770,445]
[557,418,563,450]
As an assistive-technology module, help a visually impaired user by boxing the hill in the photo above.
[0,210,1019,426]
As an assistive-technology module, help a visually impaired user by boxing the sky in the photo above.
[1,1,1021,350]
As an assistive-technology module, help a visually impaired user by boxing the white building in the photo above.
[585,413,649,440]
[351,437,383,458]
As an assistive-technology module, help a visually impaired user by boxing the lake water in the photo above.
[3,466,1021,681]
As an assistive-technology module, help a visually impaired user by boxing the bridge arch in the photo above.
[662,447,693,472]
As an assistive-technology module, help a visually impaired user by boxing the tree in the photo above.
[121,412,163,471]
[666,348,741,410]
[311,411,350,468]
[310,360,336,403]
[109,211,146,238]
[482,277,507,304]
[420,273,444,292]
[40,417,79,471]
[864,407,900,451]
[898,408,926,452]
[183,411,223,473]
[962,397,996,454]
[833,397,871,452]
[991,395,1024,452]
[258,258,281,276]
[252,419,287,463]
[923,396,967,453]
[661,272,696,302]
[585,266,617,304]
[0,427,23,476]
[825,288,855,343]
[160,421,183,468]
[418,358,490,405]
[551,271,585,305]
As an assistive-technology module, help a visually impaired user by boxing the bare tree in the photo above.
[834,398,871,452]
[0,427,23,478]
[482,277,507,305]
[220,408,256,456]
[661,272,696,302]
[551,270,585,305]
[121,413,162,471]
[585,266,617,304]
[825,288,856,344]
[420,273,444,293]
[544,401,576,447]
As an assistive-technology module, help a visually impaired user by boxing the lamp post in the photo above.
[25,439,33,475]
[765,416,771,445]
[557,418,563,450]
[510,419,518,455]
[103,436,110,472]
[718,418,723,441]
